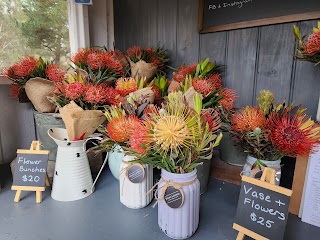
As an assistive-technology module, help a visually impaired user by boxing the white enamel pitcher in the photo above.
[48,128,106,202]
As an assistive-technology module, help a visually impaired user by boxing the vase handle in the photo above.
[83,133,103,152]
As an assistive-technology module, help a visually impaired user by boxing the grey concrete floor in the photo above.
[0,168,319,240]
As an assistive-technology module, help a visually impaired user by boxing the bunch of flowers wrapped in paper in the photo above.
[229,90,320,183]
[293,22,320,65]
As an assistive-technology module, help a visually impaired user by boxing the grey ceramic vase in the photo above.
[196,159,211,194]
[34,111,65,160]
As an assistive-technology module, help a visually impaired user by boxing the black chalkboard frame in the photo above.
[233,175,292,240]
[198,0,320,33]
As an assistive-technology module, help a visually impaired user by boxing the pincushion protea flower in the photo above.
[130,125,151,154]
[305,31,320,55]
[192,78,216,96]
[207,73,223,89]
[46,64,66,82]
[127,46,142,59]
[71,48,91,65]
[231,106,266,132]
[10,85,21,98]
[151,85,161,99]
[64,82,85,100]
[218,88,237,110]
[172,64,197,83]
[201,109,221,132]
[12,56,38,77]
[115,77,138,96]
[107,115,141,142]
[104,87,122,105]
[266,110,320,157]
[85,84,108,104]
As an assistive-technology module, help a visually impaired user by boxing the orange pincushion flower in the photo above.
[192,78,216,95]
[10,85,21,98]
[107,115,141,142]
[172,64,197,83]
[130,125,151,154]
[71,48,90,65]
[201,109,221,132]
[12,56,38,77]
[207,73,223,89]
[46,64,66,82]
[127,46,142,59]
[87,52,104,69]
[231,107,266,132]
[151,85,161,99]
[101,54,124,75]
[115,77,138,96]
[65,82,85,100]
[84,84,107,104]
[218,88,237,110]
[266,111,320,157]
[305,31,320,55]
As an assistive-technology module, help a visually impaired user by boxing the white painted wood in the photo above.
[88,0,114,49]
[68,0,90,54]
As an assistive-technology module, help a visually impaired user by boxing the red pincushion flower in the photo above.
[146,48,155,57]
[65,82,85,100]
[115,77,138,96]
[87,52,104,70]
[107,115,141,142]
[231,107,266,132]
[150,57,162,67]
[46,64,66,82]
[130,125,150,154]
[172,64,197,83]
[201,109,221,132]
[101,54,123,75]
[143,104,159,118]
[12,56,38,77]
[266,111,320,157]
[207,73,223,89]
[84,84,107,104]
[192,78,216,95]
[3,67,15,78]
[71,48,90,65]
[127,46,142,59]
[218,88,237,110]
[104,87,122,105]
[305,31,320,55]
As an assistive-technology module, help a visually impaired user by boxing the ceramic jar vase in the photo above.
[158,169,200,239]
[119,155,153,209]
[108,144,124,180]
[243,155,281,185]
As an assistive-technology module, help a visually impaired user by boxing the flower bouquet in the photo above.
[125,91,222,239]
[229,90,320,183]
[126,46,169,81]
[3,56,66,112]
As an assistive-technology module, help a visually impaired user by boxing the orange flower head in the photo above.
[130,125,151,154]
[46,64,66,82]
[87,52,104,70]
[151,85,161,99]
[231,107,266,132]
[12,56,38,77]
[85,84,107,104]
[207,73,223,89]
[107,115,141,142]
[192,78,216,95]
[115,77,138,96]
[218,88,237,110]
[172,64,197,83]
[104,87,123,105]
[305,31,320,55]
[127,46,142,59]
[266,111,320,157]
[200,109,221,132]
[101,54,124,75]
[71,48,90,65]
[65,82,85,100]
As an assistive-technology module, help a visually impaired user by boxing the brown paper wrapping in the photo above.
[129,59,158,82]
[24,77,56,113]
[59,101,106,140]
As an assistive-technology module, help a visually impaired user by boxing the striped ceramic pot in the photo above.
[119,155,153,209]
[158,169,200,239]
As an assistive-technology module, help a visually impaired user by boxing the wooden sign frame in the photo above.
[233,168,292,240]
[198,0,320,33]
[11,141,50,203]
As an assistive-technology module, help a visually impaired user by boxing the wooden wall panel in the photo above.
[157,0,178,70]
[114,0,320,118]
[255,23,296,103]
[225,28,259,107]
[292,20,320,117]
[176,0,200,65]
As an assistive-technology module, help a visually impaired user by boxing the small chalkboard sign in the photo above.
[127,164,145,184]
[11,141,50,203]
[233,168,292,240]
[198,0,320,33]
[164,186,184,209]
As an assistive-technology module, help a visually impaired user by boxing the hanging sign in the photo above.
[11,141,50,203]
[233,168,292,240]
[127,164,145,184]
[164,186,184,209]
[74,0,92,5]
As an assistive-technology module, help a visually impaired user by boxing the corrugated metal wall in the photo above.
[114,0,320,118]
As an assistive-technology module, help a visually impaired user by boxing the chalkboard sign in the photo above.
[11,141,50,203]
[234,175,292,240]
[164,186,184,209]
[13,153,49,187]
[127,164,145,184]
[198,0,320,33]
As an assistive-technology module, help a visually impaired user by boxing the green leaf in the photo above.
[293,25,301,40]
